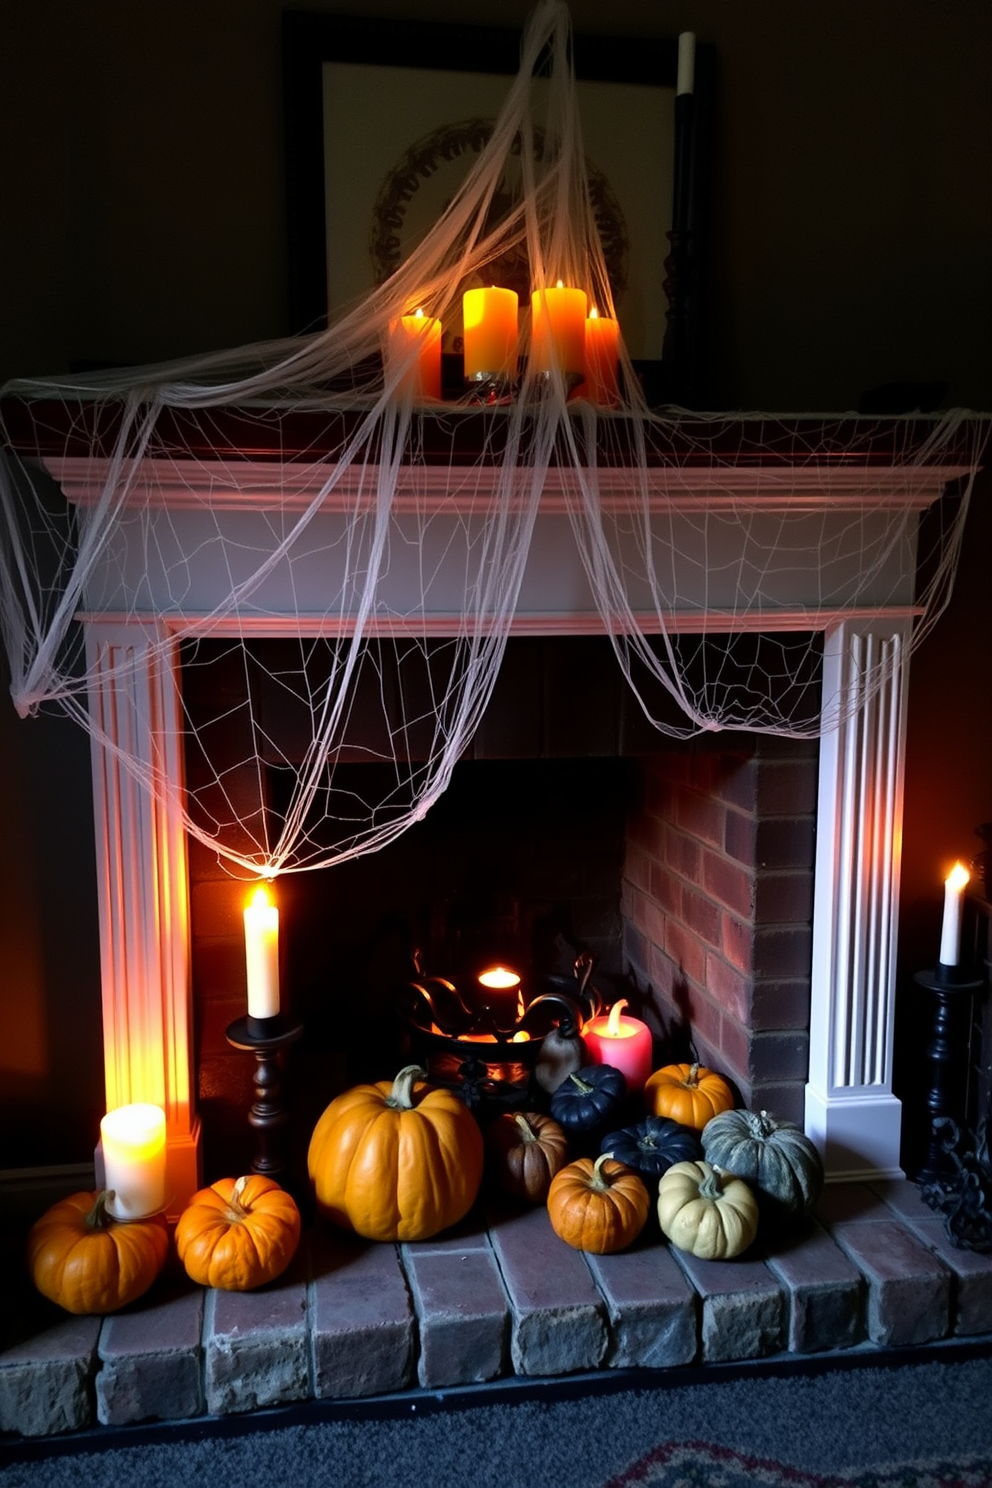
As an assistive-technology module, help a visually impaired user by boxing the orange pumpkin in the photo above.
[644,1061,735,1131]
[307,1064,484,1242]
[547,1153,650,1254]
[175,1174,301,1290]
[27,1190,169,1315]
[486,1110,570,1204]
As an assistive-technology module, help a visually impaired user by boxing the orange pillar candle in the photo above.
[388,308,442,400]
[582,998,654,1091]
[583,308,620,405]
[530,281,587,376]
[244,885,280,1020]
[463,286,519,381]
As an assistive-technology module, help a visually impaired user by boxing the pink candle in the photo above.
[582,998,654,1091]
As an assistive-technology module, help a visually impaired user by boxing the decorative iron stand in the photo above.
[915,960,992,1250]
[225,1013,303,1180]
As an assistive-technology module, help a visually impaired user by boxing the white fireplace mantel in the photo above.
[41,416,973,1204]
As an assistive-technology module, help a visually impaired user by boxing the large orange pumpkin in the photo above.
[547,1154,650,1254]
[307,1064,484,1242]
[27,1190,169,1315]
[644,1062,735,1131]
[175,1174,301,1290]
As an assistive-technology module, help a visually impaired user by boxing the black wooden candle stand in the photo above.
[225,1014,303,1180]
[914,963,984,1185]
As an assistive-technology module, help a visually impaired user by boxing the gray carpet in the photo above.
[4,1354,992,1487]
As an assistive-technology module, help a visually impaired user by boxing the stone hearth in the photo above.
[3,1178,992,1439]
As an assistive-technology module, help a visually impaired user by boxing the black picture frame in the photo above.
[282,12,713,405]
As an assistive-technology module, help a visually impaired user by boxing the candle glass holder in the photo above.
[463,370,517,404]
[226,1013,304,1181]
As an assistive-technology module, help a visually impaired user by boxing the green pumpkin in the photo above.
[549,1065,627,1136]
[701,1108,824,1220]
[600,1115,701,1180]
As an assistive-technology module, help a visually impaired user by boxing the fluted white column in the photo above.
[85,621,200,1214]
[805,617,912,1180]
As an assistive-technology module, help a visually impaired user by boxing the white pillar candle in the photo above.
[244,885,280,1019]
[677,32,696,97]
[101,1102,167,1219]
[939,862,969,966]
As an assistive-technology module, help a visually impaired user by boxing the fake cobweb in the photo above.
[0,0,984,880]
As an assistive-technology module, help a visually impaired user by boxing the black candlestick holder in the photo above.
[913,962,984,1185]
[225,1013,303,1181]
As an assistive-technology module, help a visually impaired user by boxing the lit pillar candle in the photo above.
[388,308,442,400]
[463,286,519,381]
[477,965,522,1026]
[100,1103,167,1220]
[582,998,654,1091]
[244,885,280,1019]
[530,281,587,376]
[582,308,620,405]
[939,862,969,966]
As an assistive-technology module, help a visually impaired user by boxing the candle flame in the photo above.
[606,998,629,1037]
[248,884,274,911]
[413,307,425,320]
[589,307,599,319]
[947,862,970,891]
[556,278,564,289]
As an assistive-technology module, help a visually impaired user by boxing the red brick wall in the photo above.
[622,736,818,1124]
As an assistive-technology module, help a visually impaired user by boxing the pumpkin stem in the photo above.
[513,1113,539,1143]
[683,1063,700,1089]
[748,1109,777,1139]
[697,1165,725,1201]
[223,1175,251,1223]
[567,1072,594,1096]
[590,1152,617,1191]
[387,1064,428,1110]
[85,1190,117,1230]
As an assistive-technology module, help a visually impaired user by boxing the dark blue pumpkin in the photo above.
[549,1065,627,1134]
[600,1115,701,1179]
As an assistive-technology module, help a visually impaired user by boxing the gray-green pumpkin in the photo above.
[701,1108,824,1221]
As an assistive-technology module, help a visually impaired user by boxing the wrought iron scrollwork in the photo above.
[919,1116,992,1252]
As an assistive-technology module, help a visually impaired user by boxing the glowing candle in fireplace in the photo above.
[100,1102,167,1220]
[477,965,522,1025]
[582,998,654,1091]
[244,885,280,1019]
[939,862,969,967]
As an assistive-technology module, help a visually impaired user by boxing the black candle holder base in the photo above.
[226,1014,303,1181]
[914,964,984,1188]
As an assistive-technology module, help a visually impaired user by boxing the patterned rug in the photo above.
[605,1441,992,1487]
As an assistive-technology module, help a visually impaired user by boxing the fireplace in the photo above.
[182,633,819,1180]
[33,409,976,1213]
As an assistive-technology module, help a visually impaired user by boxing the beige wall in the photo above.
[1,0,989,1166]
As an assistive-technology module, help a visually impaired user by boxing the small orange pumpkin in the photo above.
[308,1064,484,1242]
[547,1153,650,1254]
[27,1190,169,1315]
[644,1061,735,1132]
[175,1174,301,1290]
[486,1110,570,1204]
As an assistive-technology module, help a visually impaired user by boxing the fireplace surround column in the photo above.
[805,617,912,1179]
[85,620,200,1213]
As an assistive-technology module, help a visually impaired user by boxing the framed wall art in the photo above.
[282,12,713,403]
